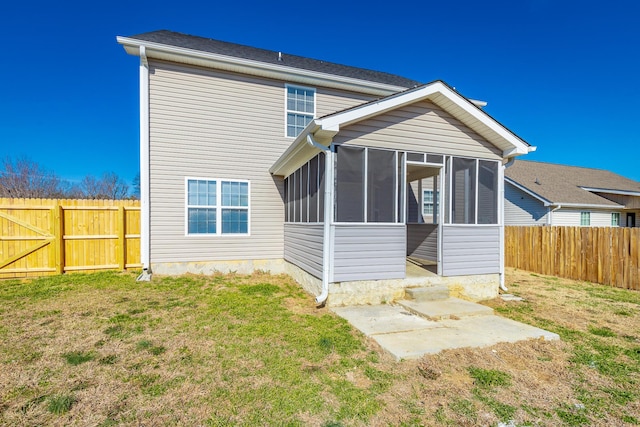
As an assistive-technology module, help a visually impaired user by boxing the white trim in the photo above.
[117,36,408,97]
[139,46,150,271]
[580,187,640,197]
[184,177,251,237]
[553,202,624,209]
[498,161,506,289]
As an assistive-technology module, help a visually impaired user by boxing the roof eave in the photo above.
[270,122,332,177]
[116,36,409,96]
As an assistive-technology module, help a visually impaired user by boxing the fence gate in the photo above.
[0,198,141,279]
[0,205,59,278]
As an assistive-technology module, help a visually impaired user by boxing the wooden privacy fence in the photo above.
[0,198,141,279]
[505,226,640,291]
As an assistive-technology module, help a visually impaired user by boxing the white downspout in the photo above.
[499,157,515,292]
[137,46,152,282]
[549,204,562,225]
[307,135,333,305]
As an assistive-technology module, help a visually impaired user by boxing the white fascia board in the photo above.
[580,187,640,197]
[317,81,530,156]
[504,178,552,206]
[116,36,408,97]
[555,202,625,209]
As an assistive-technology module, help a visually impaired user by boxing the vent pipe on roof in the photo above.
[278,52,282,61]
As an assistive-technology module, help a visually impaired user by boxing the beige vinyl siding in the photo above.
[333,100,502,160]
[552,209,619,227]
[504,183,549,225]
[148,60,373,263]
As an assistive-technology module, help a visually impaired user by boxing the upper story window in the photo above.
[286,84,315,137]
[186,178,250,235]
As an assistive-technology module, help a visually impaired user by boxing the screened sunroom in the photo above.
[282,144,502,284]
[271,80,533,304]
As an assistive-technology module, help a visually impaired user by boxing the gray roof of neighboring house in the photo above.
[127,30,423,88]
[505,160,640,206]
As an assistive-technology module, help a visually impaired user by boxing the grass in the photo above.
[0,269,639,425]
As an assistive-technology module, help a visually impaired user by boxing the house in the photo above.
[117,30,534,306]
[505,160,640,227]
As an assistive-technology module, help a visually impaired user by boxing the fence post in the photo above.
[54,203,65,274]
[117,205,125,270]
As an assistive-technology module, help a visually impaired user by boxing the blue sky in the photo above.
[1,0,639,186]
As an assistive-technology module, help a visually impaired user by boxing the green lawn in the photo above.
[0,269,639,426]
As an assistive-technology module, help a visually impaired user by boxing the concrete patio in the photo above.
[331,297,559,360]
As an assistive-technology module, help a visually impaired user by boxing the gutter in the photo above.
[306,134,333,305]
[137,46,152,282]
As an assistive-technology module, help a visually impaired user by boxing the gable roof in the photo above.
[117,30,422,96]
[505,160,640,208]
[271,81,534,177]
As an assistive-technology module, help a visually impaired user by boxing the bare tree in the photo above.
[131,173,140,200]
[0,157,62,198]
[81,172,130,199]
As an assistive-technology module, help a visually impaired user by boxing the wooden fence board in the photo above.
[0,198,141,278]
[506,226,640,291]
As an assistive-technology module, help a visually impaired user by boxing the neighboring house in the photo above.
[505,160,640,227]
[117,30,534,305]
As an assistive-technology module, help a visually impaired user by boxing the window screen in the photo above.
[309,156,318,222]
[301,163,309,222]
[451,158,476,224]
[293,169,300,222]
[336,145,365,222]
[477,160,498,224]
[367,148,395,222]
[397,152,404,223]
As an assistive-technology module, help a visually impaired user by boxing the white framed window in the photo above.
[286,84,315,138]
[611,212,620,227]
[422,189,438,216]
[186,178,250,235]
[580,211,590,226]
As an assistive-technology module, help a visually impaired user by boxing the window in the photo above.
[580,211,590,226]
[611,212,620,227]
[286,85,315,137]
[422,190,437,216]
[186,179,249,235]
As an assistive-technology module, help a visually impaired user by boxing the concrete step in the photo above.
[398,297,494,321]
[405,286,449,302]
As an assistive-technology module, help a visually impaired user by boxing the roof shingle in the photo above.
[128,30,423,88]
[505,160,640,206]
